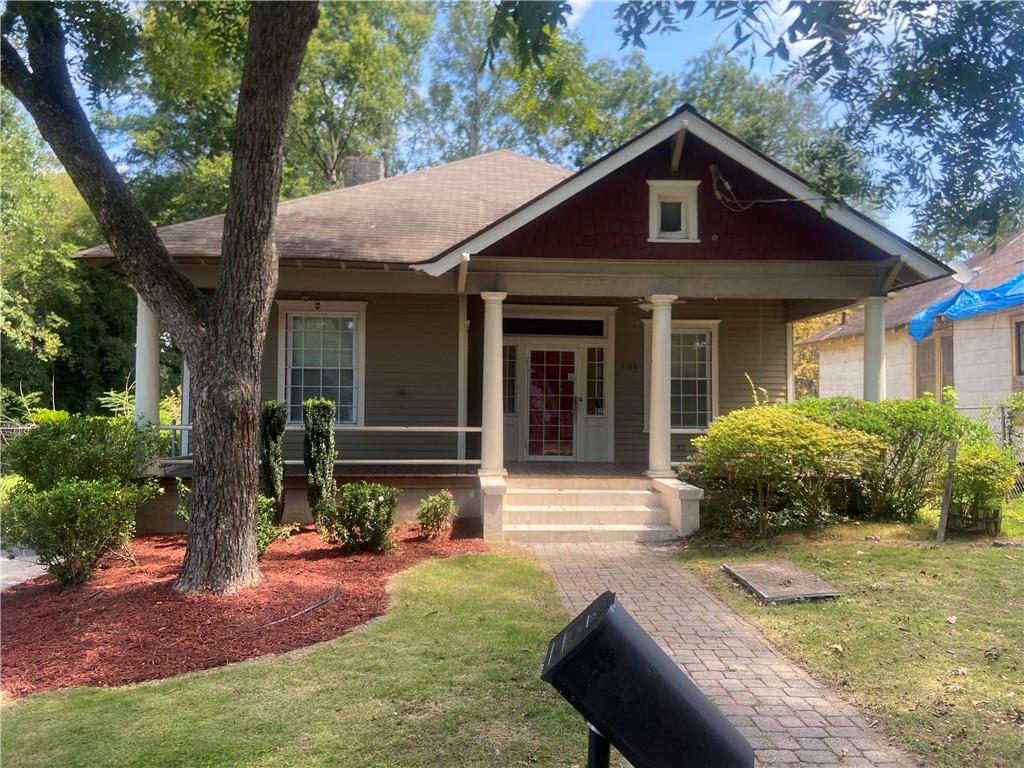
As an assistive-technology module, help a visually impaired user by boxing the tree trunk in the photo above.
[175,352,263,593]
[3,2,320,594]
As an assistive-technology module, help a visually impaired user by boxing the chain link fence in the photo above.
[957,405,1024,496]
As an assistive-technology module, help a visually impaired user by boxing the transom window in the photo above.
[648,180,700,242]
[285,313,358,423]
[671,330,712,429]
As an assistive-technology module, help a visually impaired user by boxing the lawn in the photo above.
[679,502,1024,768]
[1,551,586,767]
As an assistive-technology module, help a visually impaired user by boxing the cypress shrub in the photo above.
[259,400,287,524]
[303,398,336,519]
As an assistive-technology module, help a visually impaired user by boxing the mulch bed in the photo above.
[1,521,487,698]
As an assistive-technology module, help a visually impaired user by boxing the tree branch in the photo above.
[1,2,209,356]
[211,2,319,345]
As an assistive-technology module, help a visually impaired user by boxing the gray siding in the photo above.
[263,294,462,461]
[613,299,789,462]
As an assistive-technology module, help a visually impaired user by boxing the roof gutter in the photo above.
[414,251,470,278]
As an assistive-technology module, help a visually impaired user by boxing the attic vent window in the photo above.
[648,180,700,243]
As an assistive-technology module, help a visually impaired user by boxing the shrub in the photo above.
[784,395,990,521]
[174,480,295,558]
[255,495,297,557]
[4,415,165,490]
[260,400,287,523]
[28,408,70,425]
[690,406,882,535]
[303,398,336,519]
[319,482,400,552]
[418,489,455,539]
[947,443,1017,534]
[1,479,157,588]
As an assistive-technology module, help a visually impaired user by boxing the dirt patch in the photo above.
[1,521,487,698]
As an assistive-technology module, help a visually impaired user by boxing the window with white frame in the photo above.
[284,311,360,424]
[671,330,713,429]
[644,319,718,432]
[647,180,700,242]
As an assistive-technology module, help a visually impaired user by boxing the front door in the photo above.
[527,348,576,460]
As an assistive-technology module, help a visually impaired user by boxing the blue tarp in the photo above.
[909,272,1024,341]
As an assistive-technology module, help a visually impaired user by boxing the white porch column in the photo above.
[647,294,677,477]
[862,296,888,402]
[134,294,160,426]
[480,291,507,475]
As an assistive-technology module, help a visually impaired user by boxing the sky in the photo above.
[562,0,916,240]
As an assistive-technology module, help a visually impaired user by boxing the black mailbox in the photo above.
[541,591,754,768]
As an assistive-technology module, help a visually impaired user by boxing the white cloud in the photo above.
[566,0,594,32]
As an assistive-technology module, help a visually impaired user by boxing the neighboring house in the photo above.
[77,105,950,541]
[803,231,1024,408]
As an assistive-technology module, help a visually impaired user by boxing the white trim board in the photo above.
[416,107,948,283]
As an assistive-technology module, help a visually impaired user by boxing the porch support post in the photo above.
[135,294,160,426]
[862,296,888,402]
[646,294,677,477]
[480,291,507,475]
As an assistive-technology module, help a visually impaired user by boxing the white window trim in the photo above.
[643,318,721,434]
[647,180,700,243]
[276,300,367,426]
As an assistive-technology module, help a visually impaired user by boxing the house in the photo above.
[77,105,950,542]
[803,231,1024,409]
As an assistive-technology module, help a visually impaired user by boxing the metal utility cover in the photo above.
[722,559,840,604]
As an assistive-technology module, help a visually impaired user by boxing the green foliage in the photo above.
[259,401,287,522]
[785,396,992,521]
[302,398,337,518]
[4,415,165,490]
[948,443,1017,530]
[1,479,156,588]
[255,496,297,558]
[174,480,294,558]
[690,406,882,535]
[417,489,456,540]
[1,94,135,414]
[319,482,401,552]
[97,385,182,425]
[27,408,70,425]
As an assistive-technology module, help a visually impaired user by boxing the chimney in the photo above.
[342,157,384,187]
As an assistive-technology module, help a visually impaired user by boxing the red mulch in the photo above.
[0,522,487,698]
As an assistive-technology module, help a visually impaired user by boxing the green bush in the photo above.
[260,400,287,523]
[28,408,70,425]
[417,489,455,540]
[303,398,336,519]
[690,406,882,535]
[319,481,400,552]
[1,480,157,588]
[947,443,1017,533]
[785,395,991,521]
[4,415,165,490]
[174,480,294,558]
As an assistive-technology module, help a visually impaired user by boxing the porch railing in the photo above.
[156,424,482,467]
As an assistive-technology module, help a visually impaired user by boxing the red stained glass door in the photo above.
[527,349,576,459]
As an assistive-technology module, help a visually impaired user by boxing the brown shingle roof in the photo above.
[76,150,571,267]
[802,230,1024,344]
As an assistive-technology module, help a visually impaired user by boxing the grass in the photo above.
[679,502,1024,768]
[1,551,588,768]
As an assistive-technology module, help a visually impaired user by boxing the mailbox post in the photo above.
[541,591,754,768]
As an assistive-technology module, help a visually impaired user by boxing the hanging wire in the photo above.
[710,164,820,212]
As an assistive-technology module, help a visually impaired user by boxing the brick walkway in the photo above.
[531,542,918,767]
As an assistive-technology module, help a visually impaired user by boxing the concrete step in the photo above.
[505,475,654,491]
[504,487,662,508]
[503,522,679,543]
[503,503,669,526]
